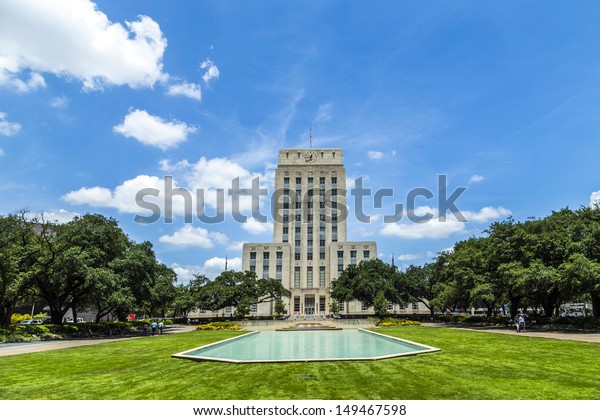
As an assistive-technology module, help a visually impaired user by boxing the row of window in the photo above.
[202,301,420,314]
[293,266,327,288]
[283,177,338,189]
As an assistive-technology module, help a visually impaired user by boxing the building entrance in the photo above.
[304,297,315,315]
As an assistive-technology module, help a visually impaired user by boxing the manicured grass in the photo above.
[0,327,598,400]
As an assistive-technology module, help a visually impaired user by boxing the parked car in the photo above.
[19,319,43,325]
[66,317,85,323]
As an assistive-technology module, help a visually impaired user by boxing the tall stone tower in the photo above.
[242,148,377,317]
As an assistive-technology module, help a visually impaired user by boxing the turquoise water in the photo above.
[176,329,437,362]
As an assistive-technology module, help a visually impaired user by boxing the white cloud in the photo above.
[470,174,485,183]
[590,191,600,208]
[0,148,4,157]
[368,150,385,160]
[113,109,196,150]
[159,226,228,248]
[50,96,69,108]
[396,253,423,262]
[381,206,511,239]
[63,174,166,214]
[462,206,511,223]
[63,156,271,221]
[167,82,201,101]
[0,0,168,91]
[241,217,273,235]
[171,257,243,282]
[200,59,219,85]
[8,72,46,92]
[0,112,22,136]
[42,209,80,224]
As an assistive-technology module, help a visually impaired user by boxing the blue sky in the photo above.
[2,0,600,281]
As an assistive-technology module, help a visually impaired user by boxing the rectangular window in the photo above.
[251,303,258,313]
[250,252,256,261]
[361,302,369,311]
[283,177,290,188]
[307,267,313,288]
[319,177,325,188]
[363,250,370,260]
[225,306,233,314]
[294,267,301,288]
[295,253,301,261]
[319,266,326,287]
[319,296,326,313]
[263,252,269,260]
[320,252,326,260]
[307,253,313,260]
[338,301,345,311]
[350,250,357,265]
[308,177,313,188]
[332,177,337,185]
[412,302,419,310]
[294,296,301,313]
[307,226,313,235]
[296,177,302,189]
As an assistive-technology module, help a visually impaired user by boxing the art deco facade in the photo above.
[242,148,377,317]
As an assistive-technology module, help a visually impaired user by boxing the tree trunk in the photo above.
[591,292,600,318]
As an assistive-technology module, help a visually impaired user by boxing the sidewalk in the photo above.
[0,325,197,358]
[422,322,600,343]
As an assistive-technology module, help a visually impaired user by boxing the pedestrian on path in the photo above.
[514,316,520,332]
[158,321,164,335]
[518,314,526,333]
[151,321,157,336]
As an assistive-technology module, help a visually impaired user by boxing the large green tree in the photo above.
[331,258,406,318]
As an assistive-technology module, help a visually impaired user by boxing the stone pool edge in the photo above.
[171,328,441,364]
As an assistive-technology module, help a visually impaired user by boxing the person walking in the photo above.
[158,320,164,335]
[518,314,526,333]
[143,323,149,336]
[514,316,520,333]
[151,321,157,336]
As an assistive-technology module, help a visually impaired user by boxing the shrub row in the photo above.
[195,321,241,331]
[376,318,422,327]
[0,321,151,343]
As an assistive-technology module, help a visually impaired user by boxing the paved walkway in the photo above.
[422,323,600,343]
[0,325,197,358]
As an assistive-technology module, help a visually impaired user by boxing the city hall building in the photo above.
[241,148,377,317]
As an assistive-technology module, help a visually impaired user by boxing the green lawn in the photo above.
[0,326,598,400]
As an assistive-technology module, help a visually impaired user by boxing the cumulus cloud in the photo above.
[170,256,243,282]
[42,209,80,224]
[113,109,196,150]
[590,191,600,209]
[0,112,22,136]
[0,0,168,91]
[62,174,166,214]
[381,206,511,239]
[167,82,201,101]
[368,151,385,160]
[62,156,271,221]
[469,174,485,183]
[200,59,219,85]
[159,226,228,248]
[241,217,273,235]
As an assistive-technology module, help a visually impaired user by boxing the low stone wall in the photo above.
[237,318,376,330]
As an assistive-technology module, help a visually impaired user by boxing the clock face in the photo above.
[304,152,316,162]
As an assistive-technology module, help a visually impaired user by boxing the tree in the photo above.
[0,212,49,327]
[197,270,291,318]
[331,259,406,318]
